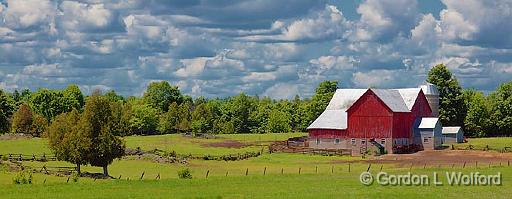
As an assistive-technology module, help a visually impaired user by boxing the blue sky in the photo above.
[0,0,511,98]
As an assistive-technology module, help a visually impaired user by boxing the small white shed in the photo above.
[442,127,464,143]
[415,117,443,150]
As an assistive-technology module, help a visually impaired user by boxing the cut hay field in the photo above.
[1,134,512,198]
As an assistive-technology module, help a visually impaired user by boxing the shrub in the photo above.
[178,168,192,179]
[72,172,80,182]
[13,171,32,184]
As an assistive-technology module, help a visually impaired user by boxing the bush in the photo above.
[178,168,192,179]
[72,172,80,182]
[13,171,32,184]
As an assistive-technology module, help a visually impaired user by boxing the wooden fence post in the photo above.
[348,164,350,172]
[332,166,334,174]
[264,167,266,175]
[118,175,121,179]
[367,164,371,172]
[225,171,228,176]
[463,162,466,168]
[423,163,426,169]
[476,161,478,168]
[508,160,510,166]
[245,168,248,176]
[281,168,283,174]
[316,166,318,174]
[156,173,160,180]
[206,170,210,179]
[43,179,46,184]
[380,165,383,171]
[140,171,145,180]
[299,167,301,174]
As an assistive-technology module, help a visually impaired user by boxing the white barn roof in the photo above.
[442,127,462,134]
[418,117,440,129]
[372,89,410,112]
[307,110,347,130]
[395,88,421,110]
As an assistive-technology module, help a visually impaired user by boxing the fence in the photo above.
[0,153,57,162]
[451,144,512,153]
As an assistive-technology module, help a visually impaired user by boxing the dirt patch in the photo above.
[202,140,249,148]
[0,133,33,141]
[333,150,512,167]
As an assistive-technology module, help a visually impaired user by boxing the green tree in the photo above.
[30,89,64,121]
[310,81,337,120]
[129,104,159,135]
[462,89,491,137]
[226,93,255,133]
[80,94,125,176]
[110,101,131,136]
[143,81,183,112]
[104,90,124,102]
[10,104,33,135]
[427,64,466,126]
[61,84,85,112]
[176,102,192,133]
[47,109,88,174]
[158,102,180,134]
[191,103,213,135]
[265,109,292,133]
[489,81,512,136]
[30,113,48,137]
[0,90,15,133]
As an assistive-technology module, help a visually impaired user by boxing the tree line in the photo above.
[0,81,338,137]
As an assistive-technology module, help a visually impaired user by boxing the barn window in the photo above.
[335,138,340,144]
[423,138,429,143]
[380,139,386,145]
[361,139,366,145]
[316,138,320,145]
[351,138,356,145]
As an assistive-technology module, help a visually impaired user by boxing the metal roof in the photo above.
[372,89,410,112]
[418,117,440,129]
[325,89,367,110]
[307,110,347,130]
[420,83,439,95]
[442,126,462,134]
[395,88,421,110]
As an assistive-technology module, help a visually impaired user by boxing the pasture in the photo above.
[1,134,512,198]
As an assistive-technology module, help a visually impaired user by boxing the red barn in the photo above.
[307,85,441,156]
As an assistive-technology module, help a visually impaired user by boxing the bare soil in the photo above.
[0,133,32,140]
[201,140,248,148]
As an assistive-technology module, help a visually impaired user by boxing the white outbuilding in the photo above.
[442,127,464,143]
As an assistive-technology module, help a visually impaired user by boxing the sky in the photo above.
[0,0,511,99]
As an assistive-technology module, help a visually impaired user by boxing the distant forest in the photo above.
[0,64,511,138]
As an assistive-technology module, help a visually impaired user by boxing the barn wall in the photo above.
[411,91,433,118]
[392,112,413,139]
[308,129,348,139]
[347,91,393,138]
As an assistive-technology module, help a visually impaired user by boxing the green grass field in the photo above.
[1,134,512,198]
[451,137,512,151]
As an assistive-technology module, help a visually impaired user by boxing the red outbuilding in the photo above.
[307,84,441,156]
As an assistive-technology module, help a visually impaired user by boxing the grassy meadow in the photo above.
[451,137,512,151]
[1,134,512,198]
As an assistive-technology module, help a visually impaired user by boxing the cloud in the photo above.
[353,0,419,42]
[0,0,511,98]
[240,5,350,42]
